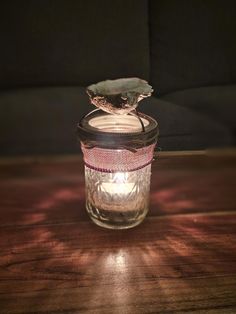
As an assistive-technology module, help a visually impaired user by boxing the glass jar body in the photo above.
[85,164,151,229]
[77,110,158,229]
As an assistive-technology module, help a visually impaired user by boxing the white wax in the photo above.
[100,172,135,195]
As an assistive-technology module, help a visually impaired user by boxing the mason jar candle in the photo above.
[77,109,158,229]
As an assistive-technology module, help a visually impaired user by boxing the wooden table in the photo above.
[0,151,236,313]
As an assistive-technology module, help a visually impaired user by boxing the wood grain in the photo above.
[0,152,236,313]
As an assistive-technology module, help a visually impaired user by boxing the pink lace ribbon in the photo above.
[82,144,156,172]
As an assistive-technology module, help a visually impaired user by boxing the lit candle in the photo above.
[100,172,135,195]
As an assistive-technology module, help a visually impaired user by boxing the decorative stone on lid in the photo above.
[86,77,153,115]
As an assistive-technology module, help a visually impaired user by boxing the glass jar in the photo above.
[77,109,158,229]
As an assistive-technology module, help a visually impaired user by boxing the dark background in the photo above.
[0,0,236,155]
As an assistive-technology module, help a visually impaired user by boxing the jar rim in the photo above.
[77,110,158,149]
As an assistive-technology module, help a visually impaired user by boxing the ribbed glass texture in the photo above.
[85,164,151,229]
